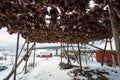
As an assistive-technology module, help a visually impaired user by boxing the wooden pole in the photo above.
[62,43,71,65]
[14,33,20,80]
[9,40,26,76]
[87,44,104,50]
[111,2,120,18]
[62,44,68,59]
[108,4,120,67]
[62,43,68,59]
[71,44,79,63]
[67,43,69,64]
[33,42,36,68]
[18,40,26,58]
[101,39,108,66]
[25,36,29,74]
[78,43,82,72]
[84,44,88,65]
[67,43,71,65]
[60,43,62,63]
[109,39,116,66]
[4,43,35,80]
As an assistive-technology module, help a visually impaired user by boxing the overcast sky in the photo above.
[0,28,60,49]
[0,28,25,49]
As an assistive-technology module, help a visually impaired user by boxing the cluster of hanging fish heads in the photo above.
[0,0,120,43]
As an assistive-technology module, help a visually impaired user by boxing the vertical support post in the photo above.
[67,43,69,64]
[109,39,116,66]
[14,33,20,80]
[62,43,67,59]
[101,39,108,66]
[55,49,58,55]
[60,43,62,63]
[25,36,29,74]
[71,44,79,63]
[78,43,82,72]
[33,42,36,68]
[67,43,71,65]
[62,43,71,65]
[84,44,87,65]
[108,4,120,67]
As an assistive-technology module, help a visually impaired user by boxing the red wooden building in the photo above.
[96,50,118,66]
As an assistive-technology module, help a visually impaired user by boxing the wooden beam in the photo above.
[67,43,71,65]
[60,43,62,63]
[71,44,79,63]
[108,4,120,67]
[18,40,26,58]
[87,44,104,50]
[25,36,29,74]
[7,40,26,79]
[109,38,116,66]
[84,44,88,65]
[4,43,35,80]
[78,43,82,72]
[101,39,108,66]
[33,42,36,68]
[14,33,20,80]
[112,2,120,18]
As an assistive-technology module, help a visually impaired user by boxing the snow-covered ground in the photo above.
[0,54,120,80]
[20,57,71,80]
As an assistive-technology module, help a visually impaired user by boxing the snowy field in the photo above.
[0,54,120,80]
